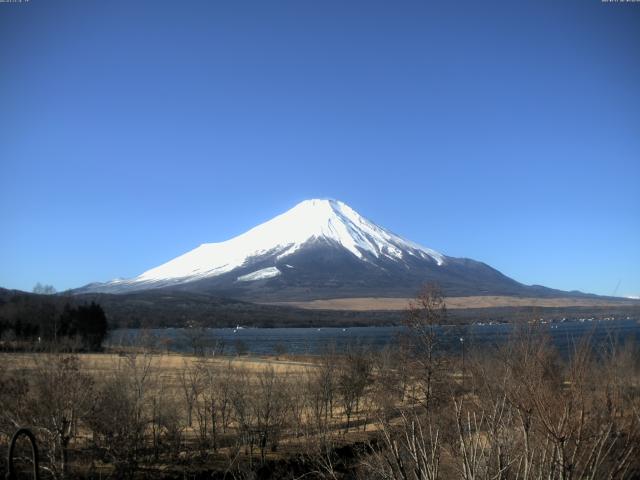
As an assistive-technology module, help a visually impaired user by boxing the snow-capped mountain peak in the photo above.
[75,199,578,301]
[100,199,444,291]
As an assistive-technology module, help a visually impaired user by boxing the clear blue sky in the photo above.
[1,0,639,297]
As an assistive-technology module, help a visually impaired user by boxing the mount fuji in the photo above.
[76,199,575,301]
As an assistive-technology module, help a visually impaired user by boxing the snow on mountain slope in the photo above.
[237,267,281,282]
[102,199,444,290]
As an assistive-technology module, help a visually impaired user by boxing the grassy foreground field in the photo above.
[1,316,639,479]
[1,351,315,376]
[0,349,399,479]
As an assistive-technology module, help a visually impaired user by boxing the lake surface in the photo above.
[108,318,640,356]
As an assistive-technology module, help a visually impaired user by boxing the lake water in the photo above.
[108,318,640,356]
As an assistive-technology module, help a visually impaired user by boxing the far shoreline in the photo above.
[264,295,640,311]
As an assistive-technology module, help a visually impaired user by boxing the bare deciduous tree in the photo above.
[21,355,93,479]
[366,410,441,480]
[337,349,372,432]
[405,283,448,409]
[87,353,154,479]
[179,359,202,428]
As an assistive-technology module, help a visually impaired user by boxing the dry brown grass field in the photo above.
[0,352,316,376]
[268,295,640,310]
[1,350,401,478]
